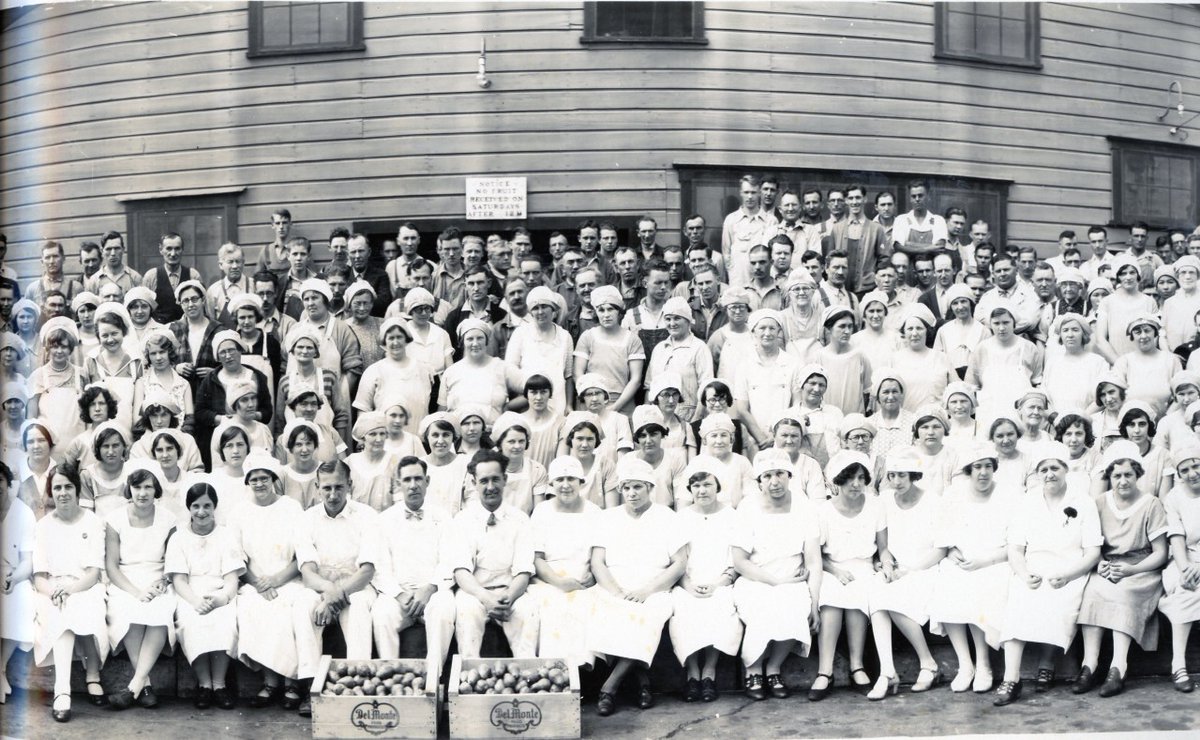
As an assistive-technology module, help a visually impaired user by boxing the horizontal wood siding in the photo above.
[3,1,1199,282]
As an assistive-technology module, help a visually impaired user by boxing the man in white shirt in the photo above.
[1081,225,1116,282]
[722,174,778,288]
[372,456,458,667]
[448,450,539,658]
[891,180,949,261]
[873,191,897,245]
[974,254,1042,335]
[294,460,381,714]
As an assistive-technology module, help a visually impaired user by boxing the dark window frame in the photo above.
[1109,137,1200,230]
[247,1,364,59]
[120,190,242,277]
[581,1,708,45]
[934,2,1041,69]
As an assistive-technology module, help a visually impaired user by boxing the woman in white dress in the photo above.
[206,423,253,521]
[352,317,430,437]
[104,464,177,709]
[165,481,243,710]
[439,319,525,420]
[929,442,1017,694]
[1160,444,1200,693]
[988,416,1032,494]
[232,455,309,710]
[26,319,87,453]
[1042,313,1110,414]
[1094,401,1172,499]
[890,304,954,414]
[933,284,989,379]
[943,382,979,442]
[630,405,688,508]
[506,286,574,417]
[80,420,133,517]
[1091,372,1128,451]
[588,457,687,717]
[0,462,34,703]
[492,412,547,514]
[33,467,109,722]
[910,406,954,496]
[850,291,895,376]
[17,421,57,519]
[528,456,601,669]
[966,304,1044,427]
[562,412,618,509]
[345,412,399,512]
[1114,313,1182,418]
[668,458,743,703]
[869,369,915,458]
[810,450,884,700]
[419,412,469,515]
[85,303,142,432]
[1015,391,1052,452]
[868,447,947,701]
[994,442,1102,706]
[278,420,322,510]
[1056,411,1100,479]
[732,449,822,701]
[695,413,755,507]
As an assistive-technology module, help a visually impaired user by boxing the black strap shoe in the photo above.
[766,674,790,699]
[700,677,718,702]
[993,680,1022,706]
[683,678,701,703]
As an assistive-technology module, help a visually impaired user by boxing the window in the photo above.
[935,2,1040,68]
[248,1,364,58]
[119,190,242,276]
[582,2,706,44]
[1110,138,1200,229]
[677,167,1009,250]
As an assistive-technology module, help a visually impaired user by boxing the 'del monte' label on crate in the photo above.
[489,699,544,735]
[351,700,402,736]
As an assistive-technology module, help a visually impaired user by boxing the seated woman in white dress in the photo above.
[1,461,35,704]
[668,457,743,704]
[492,412,548,514]
[869,447,947,701]
[994,442,1102,706]
[165,481,243,710]
[103,463,178,710]
[929,442,1017,695]
[232,454,309,710]
[810,450,884,701]
[732,449,822,702]
[588,457,687,717]
[1160,443,1200,694]
[528,456,601,669]
[32,467,109,722]
[418,412,469,516]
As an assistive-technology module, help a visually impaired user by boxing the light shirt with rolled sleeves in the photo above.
[447,502,534,590]
[295,500,382,580]
[973,282,1042,333]
[722,208,779,288]
[373,502,454,598]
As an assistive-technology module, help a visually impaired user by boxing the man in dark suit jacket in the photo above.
[822,184,891,294]
[916,253,958,327]
[347,233,393,317]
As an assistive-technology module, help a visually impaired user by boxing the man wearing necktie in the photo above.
[917,253,957,325]
[449,449,539,658]
[141,233,203,324]
[372,456,458,667]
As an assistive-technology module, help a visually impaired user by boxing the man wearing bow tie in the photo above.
[449,449,538,658]
[372,456,457,667]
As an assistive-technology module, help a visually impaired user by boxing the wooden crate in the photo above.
[310,655,439,739]
[448,656,581,739]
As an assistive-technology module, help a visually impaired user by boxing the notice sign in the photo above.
[465,177,527,220]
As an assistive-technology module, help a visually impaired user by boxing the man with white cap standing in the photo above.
[645,297,714,422]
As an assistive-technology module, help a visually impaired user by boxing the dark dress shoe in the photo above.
[193,687,213,710]
[137,686,159,708]
[993,680,1022,706]
[52,695,72,723]
[86,681,108,706]
[637,685,655,709]
[1173,668,1195,693]
[1071,666,1099,695]
[596,691,616,716]
[744,674,766,701]
[280,685,303,711]
[108,689,135,710]
[1098,667,1125,698]
[250,684,282,708]
[700,677,718,702]
[1034,669,1054,693]
[298,696,312,717]
[214,687,237,709]
[807,673,833,702]
[683,678,701,703]
[766,674,789,699]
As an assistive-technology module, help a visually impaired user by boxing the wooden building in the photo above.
[3,1,1199,282]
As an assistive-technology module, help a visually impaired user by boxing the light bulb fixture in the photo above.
[476,38,491,89]
[1155,80,1195,139]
